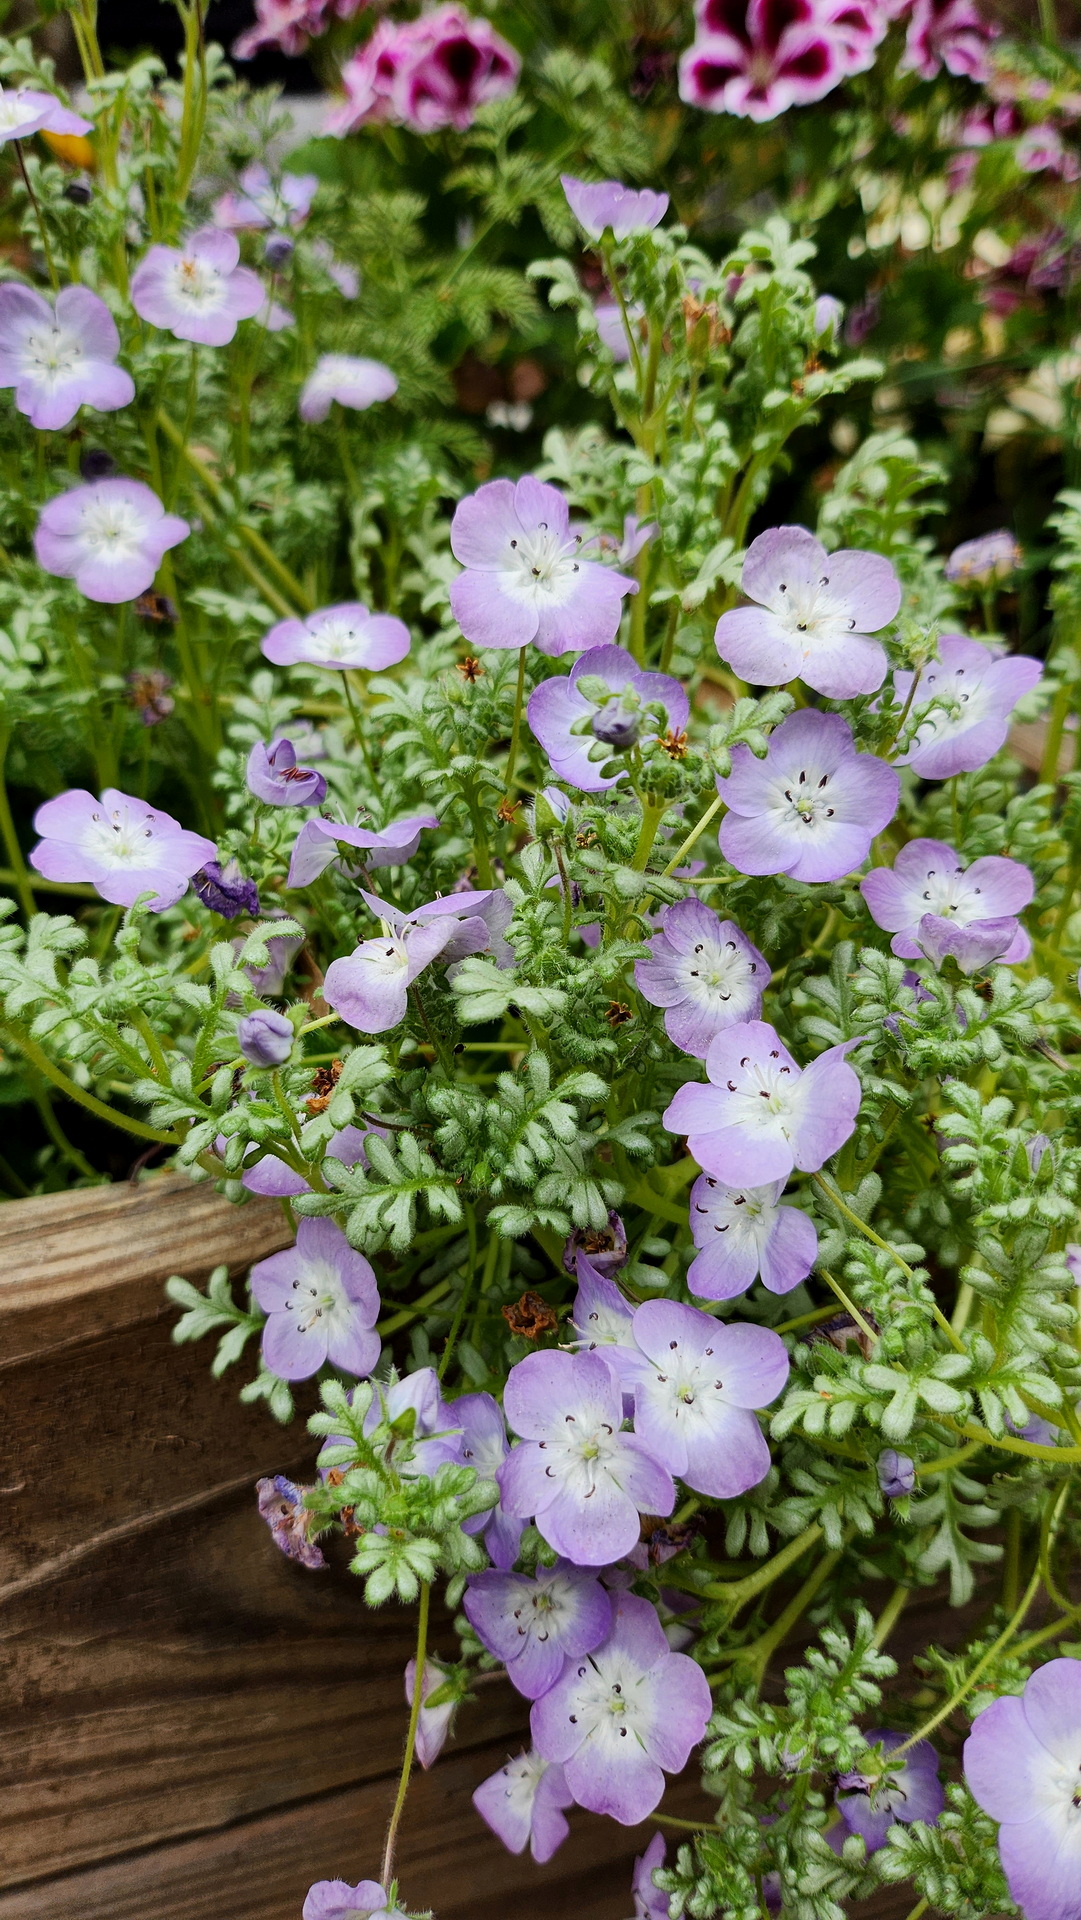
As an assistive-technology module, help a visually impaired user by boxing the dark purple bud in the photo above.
[562,1209,628,1276]
[590,696,641,750]
[238,1007,294,1067]
[63,177,93,206]
[193,858,261,921]
[877,1448,916,1498]
[264,230,295,268]
[80,447,116,480]
[844,290,881,346]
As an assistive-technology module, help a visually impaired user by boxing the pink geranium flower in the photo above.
[679,0,852,121]
[900,0,998,81]
[0,284,134,431]
[131,229,265,347]
[328,6,519,136]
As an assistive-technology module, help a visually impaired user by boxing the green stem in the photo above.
[381,1581,430,1889]
[813,1173,966,1355]
[14,141,58,290]
[892,1563,1042,1757]
[819,1267,879,1347]
[3,1024,179,1144]
[694,1522,823,1607]
[502,650,527,807]
[737,1544,844,1689]
[439,1204,478,1381]
[156,411,313,611]
[872,1582,911,1649]
[30,1076,100,1181]
[0,730,36,920]
[630,799,667,872]
[660,791,724,878]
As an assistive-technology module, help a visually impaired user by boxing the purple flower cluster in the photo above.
[328,5,519,136]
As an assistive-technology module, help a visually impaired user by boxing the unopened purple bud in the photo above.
[1027,1133,1051,1174]
[264,230,294,269]
[562,1210,628,1276]
[590,696,641,750]
[877,1448,916,1498]
[80,447,116,480]
[193,858,261,921]
[238,1007,294,1067]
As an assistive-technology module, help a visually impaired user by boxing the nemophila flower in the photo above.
[498,1348,675,1566]
[663,1019,862,1185]
[629,1299,788,1499]
[530,1592,712,1824]
[877,1448,916,1498]
[360,1367,463,1478]
[450,477,635,657]
[634,899,769,1059]
[945,531,1022,585]
[862,838,1034,973]
[716,709,900,883]
[568,1255,642,1399]
[237,1007,294,1067]
[251,1216,380,1381]
[836,1731,944,1851]
[0,85,91,142]
[965,1656,1081,1920]
[262,601,410,672]
[456,1391,523,1570]
[893,635,1043,780]
[528,645,687,791]
[240,1125,375,1199]
[35,478,189,603]
[679,1,851,122]
[472,1749,574,1863]
[630,1834,668,1920]
[246,737,327,808]
[714,525,901,699]
[131,228,264,346]
[687,1172,818,1300]
[587,515,658,568]
[298,354,398,423]
[30,787,214,910]
[256,1475,326,1570]
[323,887,509,1032]
[465,1562,613,1700]
[288,813,440,888]
[0,284,134,431]
[213,161,318,231]
[562,1210,628,1276]
[901,0,997,81]
[193,857,260,920]
[302,1882,406,1920]
[405,1657,456,1767]
[560,174,669,240]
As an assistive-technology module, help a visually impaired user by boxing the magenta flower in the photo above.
[323,887,510,1032]
[473,1749,574,1863]
[679,0,850,121]
[251,1217,380,1381]
[287,814,440,888]
[262,601,410,672]
[715,525,901,698]
[836,1731,944,1851]
[302,1882,405,1920]
[568,1254,642,1397]
[687,1172,818,1300]
[527,644,687,791]
[964,1658,1081,1920]
[1017,128,1080,180]
[212,162,318,231]
[456,1391,523,1570]
[34,478,189,603]
[560,175,669,240]
[717,709,900,883]
[131,229,264,346]
[530,1592,712,1824]
[246,737,327,808]
[901,0,997,81]
[944,531,1022,585]
[237,1007,294,1067]
[234,0,328,58]
[877,1449,915,1497]
[405,1656,456,1767]
[328,6,518,135]
[465,1561,612,1699]
[498,1349,675,1566]
[634,899,769,1059]
[0,284,134,431]
[240,1126,375,1199]
[299,354,398,423]
[256,1475,326,1570]
[861,838,1033,973]
[450,477,635,657]
[30,786,214,910]
[893,636,1042,780]
[0,85,91,142]
[663,1019,862,1185]
[629,1299,788,1499]
[631,1834,669,1920]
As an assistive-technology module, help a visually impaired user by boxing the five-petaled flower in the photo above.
[472,1749,574,1863]
[131,228,265,346]
[298,354,398,423]
[714,525,901,699]
[629,1299,789,1499]
[567,1253,642,1398]
[246,736,328,808]
[561,175,669,240]
[964,1657,1081,1920]
[0,84,91,143]
[464,1561,613,1700]
[836,1730,944,1852]
[663,1018,862,1186]
[302,1881,407,1920]
[450,476,635,656]
[716,709,900,883]
[455,1391,524,1570]
[323,887,511,1031]
[634,898,769,1059]
[287,813,441,888]
[327,5,519,135]
[892,635,1042,780]
[0,284,134,431]
[262,600,410,672]
[945,530,1021,585]
[35,477,189,603]
[30,786,214,909]
[862,837,1033,974]
[528,644,688,791]
[251,1216,381,1381]
[687,1172,818,1299]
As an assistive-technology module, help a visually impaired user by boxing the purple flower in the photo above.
[877,1449,915,1498]
[594,299,638,361]
[472,1749,574,1863]
[34,478,189,603]
[0,284,134,431]
[814,294,844,339]
[1066,1244,1081,1286]
[262,601,410,672]
[302,1882,405,1920]
[286,814,440,888]
[687,1172,818,1300]
[527,644,687,790]
[250,1216,380,1381]
[212,162,318,231]
[497,1349,675,1567]
[893,635,1042,780]
[299,354,397,424]
[530,1592,712,1824]
[450,477,635,657]
[634,898,769,1059]
[562,1210,628,1276]
[587,515,658,567]
[837,1731,944,1852]
[631,1834,668,1920]
[30,786,215,910]
[247,737,328,808]
[405,1656,456,1767]
[237,1007,294,1067]
[323,887,510,1032]
[256,1474,326,1569]
[234,0,327,60]
[131,228,265,346]
[456,1391,523,1570]
[464,1561,613,1699]
[901,0,997,82]
[560,175,669,240]
[567,1254,642,1397]
[964,1658,1081,1920]
[629,1299,788,1499]
[193,857,261,919]
[715,526,900,699]
[1017,127,1080,180]
[717,710,900,883]
[240,1125,375,1199]
[0,85,91,142]
[679,1,852,122]
[944,531,1022,585]
[861,838,1033,973]
[360,1367,463,1478]
[663,1019,862,1185]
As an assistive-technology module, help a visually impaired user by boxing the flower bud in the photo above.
[264,230,294,269]
[237,1007,294,1067]
[876,1448,915,1498]
[590,695,641,750]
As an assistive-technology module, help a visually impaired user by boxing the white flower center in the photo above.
[284,1259,346,1335]
[501,523,584,610]
[512,1572,579,1647]
[911,860,989,923]
[675,934,759,1009]
[772,570,857,650]
[721,1048,799,1136]
[774,761,838,832]
[565,1647,650,1746]
[694,1179,775,1253]
[84,803,158,868]
[21,321,84,386]
[0,92,32,133]
[78,496,147,562]
[538,1409,620,1496]
[910,663,992,747]
[306,616,364,661]
[168,254,229,315]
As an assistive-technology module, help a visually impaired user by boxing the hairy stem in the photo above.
[381,1581,430,1889]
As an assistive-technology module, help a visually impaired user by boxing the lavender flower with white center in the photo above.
[250,1217,380,1381]
[560,175,669,240]
[893,635,1043,780]
[714,525,901,699]
[262,601,410,672]
[212,161,318,231]
[286,813,440,887]
[464,1562,613,1699]
[562,1210,628,1277]
[456,1391,523,1570]
[568,1255,642,1399]
[34,478,189,603]
[404,1656,457,1767]
[360,1367,463,1478]
[192,857,260,919]
[629,1299,789,1499]
[131,228,265,346]
[663,1019,862,1186]
[964,1657,1081,1920]
[30,786,215,910]
[240,1125,376,1199]
[0,284,134,431]
[944,530,1022,585]
[246,737,328,808]
[323,887,509,1031]
[303,1882,406,1920]
[530,1592,712,1824]
[717,709,900,883]
[634,898,769,1059]
[299,354,398,423]
[528,644,688,791]
[0,86,91,142]
[630,1834,668,1920]
[450,476,635,657]
[237,1007,294,1067]
[687,1172,818,1300]
[861,838,1033,973]
[877,1449,916,1498]
[836,1731,944,1852]
[256,1475,326,1570]
[497,1348,675,1566]
[472,1749,574,1863]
